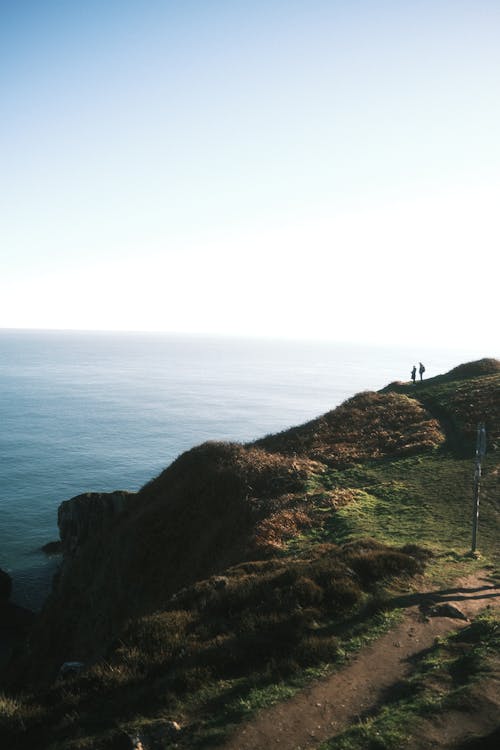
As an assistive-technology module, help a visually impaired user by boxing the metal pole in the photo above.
[471,422,486,554]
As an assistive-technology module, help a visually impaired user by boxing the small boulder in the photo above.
[124,720,182,749]
[428,603,468,621]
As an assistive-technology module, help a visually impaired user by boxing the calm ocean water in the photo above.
[0,330,491,610]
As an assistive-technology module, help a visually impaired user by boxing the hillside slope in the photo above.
[1,358,499,749]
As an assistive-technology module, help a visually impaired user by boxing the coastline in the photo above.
[0,335,495,613]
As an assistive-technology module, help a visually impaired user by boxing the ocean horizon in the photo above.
[0,329,493,610]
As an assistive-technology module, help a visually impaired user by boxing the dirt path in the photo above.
[218,572,500,750]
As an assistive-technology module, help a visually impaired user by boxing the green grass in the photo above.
[293,451,500,582]
[318,609,500,750]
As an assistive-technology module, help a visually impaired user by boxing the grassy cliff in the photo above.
[1,359,499,749]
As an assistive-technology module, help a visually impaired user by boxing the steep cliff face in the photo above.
[58,490,135,557]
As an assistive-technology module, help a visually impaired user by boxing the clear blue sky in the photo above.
[1,0,499,350]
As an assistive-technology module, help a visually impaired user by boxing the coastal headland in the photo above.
[1,359,499,749]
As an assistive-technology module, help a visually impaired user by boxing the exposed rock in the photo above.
[113,720,182,750]
[58,490,136,557]
[0,568,12,601]
[124,720,182,749]
[41,540,63,556]
[428,603,469,621]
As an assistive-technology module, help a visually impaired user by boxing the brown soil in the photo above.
[218,571,500,750]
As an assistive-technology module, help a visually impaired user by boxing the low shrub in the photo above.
[342,538,426,586]
[294,634,340,666]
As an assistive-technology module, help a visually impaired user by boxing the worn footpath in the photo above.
[219,572,500,750]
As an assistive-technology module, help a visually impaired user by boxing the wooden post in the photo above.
[471,422,486,554]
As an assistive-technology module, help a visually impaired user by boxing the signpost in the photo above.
[471,422,486,554]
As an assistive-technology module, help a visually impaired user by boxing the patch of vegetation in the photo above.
[0,541,426,749]
[290,452,500,574]
[318,608,500,750]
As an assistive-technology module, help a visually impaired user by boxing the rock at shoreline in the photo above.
[41,540,63,556]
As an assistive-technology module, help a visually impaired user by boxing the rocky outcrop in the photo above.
[41,541,62,556]
[58,490,136,557]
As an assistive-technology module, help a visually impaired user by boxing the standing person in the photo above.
[419,362,425,381]
[411,365,417,384]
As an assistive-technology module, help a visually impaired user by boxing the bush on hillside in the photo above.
[342,538,426,587]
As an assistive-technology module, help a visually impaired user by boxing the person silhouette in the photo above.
[419,362,425,381]
[411,365,416,384]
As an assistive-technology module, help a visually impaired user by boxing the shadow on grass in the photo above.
[313,511,358,546]
[382,584,500,613]
[187,673,293,749]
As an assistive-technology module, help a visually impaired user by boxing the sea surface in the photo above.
[0,330,491,610]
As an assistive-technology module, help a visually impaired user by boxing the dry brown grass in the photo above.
[253,502,312,553]
[254,391,445,467]
[251,488,363,554]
